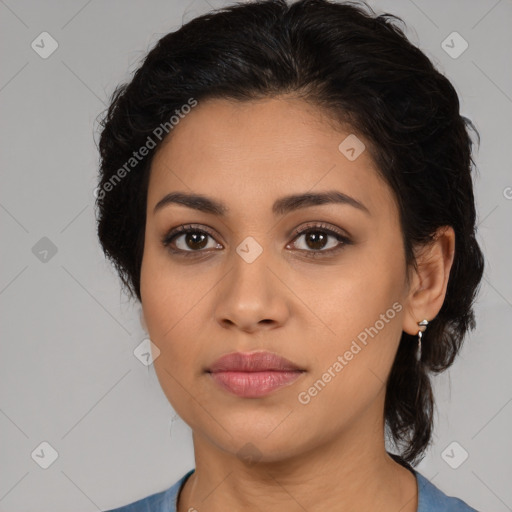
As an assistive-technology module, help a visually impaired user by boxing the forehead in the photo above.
[147,97,396,220]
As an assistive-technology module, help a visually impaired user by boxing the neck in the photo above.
[177,399,417,512]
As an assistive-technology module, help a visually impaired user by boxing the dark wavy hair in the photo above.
[95,0,485,465]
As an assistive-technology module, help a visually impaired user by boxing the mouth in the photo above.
[206,351,305,398]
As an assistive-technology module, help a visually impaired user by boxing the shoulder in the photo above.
[103,469,195,512]
[103,468,479,511]
[416,471,479,512]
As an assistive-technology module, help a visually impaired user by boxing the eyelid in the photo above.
[288,221,351,241]
[162,221,352,256]
[161,223,221,250]
[285,222,352,258]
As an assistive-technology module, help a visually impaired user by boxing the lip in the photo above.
[206,351,305,398]
[207,351,303,373]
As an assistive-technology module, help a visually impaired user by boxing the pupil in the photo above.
[186,232,208,250]
[306,232,327,250]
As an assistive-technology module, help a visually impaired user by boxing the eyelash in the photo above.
[162,222,352,259]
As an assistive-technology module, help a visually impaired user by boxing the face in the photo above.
[140,96,412,463]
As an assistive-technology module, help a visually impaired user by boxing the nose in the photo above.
[213,248,290,334]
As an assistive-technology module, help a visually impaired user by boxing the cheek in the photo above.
[140,247,211,372]
[141,247,184,350]
[304,243,405,393]
[140,255,210,420]
[141,239,190,324]
[297,299,403,424]
[311,255,404,342]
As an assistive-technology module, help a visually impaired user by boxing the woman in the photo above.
[96,0,484,510]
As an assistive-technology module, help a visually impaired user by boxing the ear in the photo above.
[402,226,456,336]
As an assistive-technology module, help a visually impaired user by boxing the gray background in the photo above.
[1,0,511,510]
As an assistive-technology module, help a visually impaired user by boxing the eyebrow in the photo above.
[153,190,370,217]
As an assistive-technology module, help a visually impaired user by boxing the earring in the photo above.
[416,319,429,362]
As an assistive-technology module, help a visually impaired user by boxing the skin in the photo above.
[139,96,455,512]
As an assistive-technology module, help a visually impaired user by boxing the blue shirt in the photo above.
[104,468,478,511]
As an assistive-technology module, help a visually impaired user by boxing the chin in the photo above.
[202,415,313,462]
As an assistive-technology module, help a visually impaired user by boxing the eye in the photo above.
[162,224,222,255]
[162,222,352,258]
[287,222,351,257]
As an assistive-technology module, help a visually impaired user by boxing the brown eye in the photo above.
[162,224,223,254]
[162,222,351,259]
[288,222,352,257]
[178,231,209,250]
[296,231,332,251]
